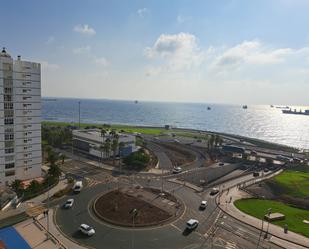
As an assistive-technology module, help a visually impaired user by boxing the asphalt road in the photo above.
[56,162,280,249]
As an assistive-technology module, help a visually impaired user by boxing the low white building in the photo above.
[72,129,137,159]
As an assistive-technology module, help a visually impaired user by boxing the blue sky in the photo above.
[1,0,309,104]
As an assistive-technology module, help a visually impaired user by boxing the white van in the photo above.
[72,181,83,193]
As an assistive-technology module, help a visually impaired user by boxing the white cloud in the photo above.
[144,32,205,72]
[137,8,149,18]
[73,46,91,54]
[73,24,96,36]
[214,40,293,69]
[45,36,55,45]
[176,14,191,24]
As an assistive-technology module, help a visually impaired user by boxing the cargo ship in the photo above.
[282,109,309,116]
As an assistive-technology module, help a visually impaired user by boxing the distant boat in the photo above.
[242,105,248,109]
[276,106,289,109]
[270,105,274,108]
[207,106,211,110]
[282,109,309,116]
[134,100,138,104]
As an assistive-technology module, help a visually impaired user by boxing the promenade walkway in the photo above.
[218,186,309,249]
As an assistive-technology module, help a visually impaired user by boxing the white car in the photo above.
[186,219,199,230]
[64,199,74,208]
[79,224,95,236]
[173,167,182,174]
[199,200,207,210]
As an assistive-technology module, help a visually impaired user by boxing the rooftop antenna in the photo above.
[2,47,6,53]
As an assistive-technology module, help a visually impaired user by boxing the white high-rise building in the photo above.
[0,48,42,186]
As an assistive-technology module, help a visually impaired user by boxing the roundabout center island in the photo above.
[93,186,184,227]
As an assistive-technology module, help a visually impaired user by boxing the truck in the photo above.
[72,181,83,193]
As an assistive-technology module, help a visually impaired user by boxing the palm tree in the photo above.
[100,128,107,138]
[11,179,24,195]
[104,138,111,158]
[111,138,119,165]
[60,154,66,164]
[28,180,41,193]
[47,151,58,166]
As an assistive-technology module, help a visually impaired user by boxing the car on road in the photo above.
[218,162,224,166]
[63,199,74,208]
[72,181,83,193]
[186,219,199,230]
[173,167,182,174]
[210,188,219,195]
[199,200,207,210]
[79,224,95,236]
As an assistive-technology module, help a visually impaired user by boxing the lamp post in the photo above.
[264,208,272,239]
[131,208,138,249]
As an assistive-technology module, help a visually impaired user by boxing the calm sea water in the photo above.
[42,98,309,150]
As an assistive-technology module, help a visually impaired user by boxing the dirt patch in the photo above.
[156,142,196,166]
[93,188,181,227]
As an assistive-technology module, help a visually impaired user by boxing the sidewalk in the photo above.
[0,179,68,221]
[218,186,309,249]
[37,208,88,249]
[15,218,64,249]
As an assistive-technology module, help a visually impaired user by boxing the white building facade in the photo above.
[0,48,41,186]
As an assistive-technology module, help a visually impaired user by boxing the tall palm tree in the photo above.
[111,138,119,165]
[100,128,107,138]
[104,138,111,158]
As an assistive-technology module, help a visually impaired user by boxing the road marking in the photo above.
[171,224,182,232]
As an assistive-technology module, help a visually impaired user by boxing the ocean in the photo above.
[42,98,309,150]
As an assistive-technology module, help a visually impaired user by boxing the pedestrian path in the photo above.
[218,186,309,249]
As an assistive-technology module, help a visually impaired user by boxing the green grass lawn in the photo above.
[234,199,309,238]
[273,170,309,198]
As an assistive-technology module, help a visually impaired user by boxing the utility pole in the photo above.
[78,101,81,129]
[46,177,50,240]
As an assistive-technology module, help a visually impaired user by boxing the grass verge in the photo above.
[234,198,309,238]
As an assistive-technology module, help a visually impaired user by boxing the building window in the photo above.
[5,171,15,177]
[4,133,14,140]
[4,95,12,101]
[4,103,13,109]
[5,163,15,169]
[5,148,14,154]
[5,141,14,148]
[4,88,13,94]
[4,118,14,125]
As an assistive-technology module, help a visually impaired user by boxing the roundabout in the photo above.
[54,178,215,249]
[93,187,184,227]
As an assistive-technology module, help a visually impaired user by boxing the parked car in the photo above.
[186,219,199,230]
[79,224,95,236]
[210,188,219,195]
[199,201,207,210]
[63,199,74,208]
[173,167,182,174]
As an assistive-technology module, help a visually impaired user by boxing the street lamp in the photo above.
[264,208,272,239]
[131,208,138,249]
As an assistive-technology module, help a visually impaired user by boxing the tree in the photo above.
[48,164,61,178]
[11,179,24,195]
[47,151,58,166]
[28,180,41,193]
[111,138,119,164]
[60,154,66,164]
[104,138,111,158]
[100,128,107,138]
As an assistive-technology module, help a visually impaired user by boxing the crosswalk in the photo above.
[85,178,103,188]
[135,175,161,181]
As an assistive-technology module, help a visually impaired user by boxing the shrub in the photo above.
[123,149,150,170]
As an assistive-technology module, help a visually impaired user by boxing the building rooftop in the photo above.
[0,47,11,58]
[73,129,135,144]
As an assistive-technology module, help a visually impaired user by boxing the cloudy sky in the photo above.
[1,0,309,105]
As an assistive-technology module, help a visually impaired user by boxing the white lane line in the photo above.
[171,224,182,232]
